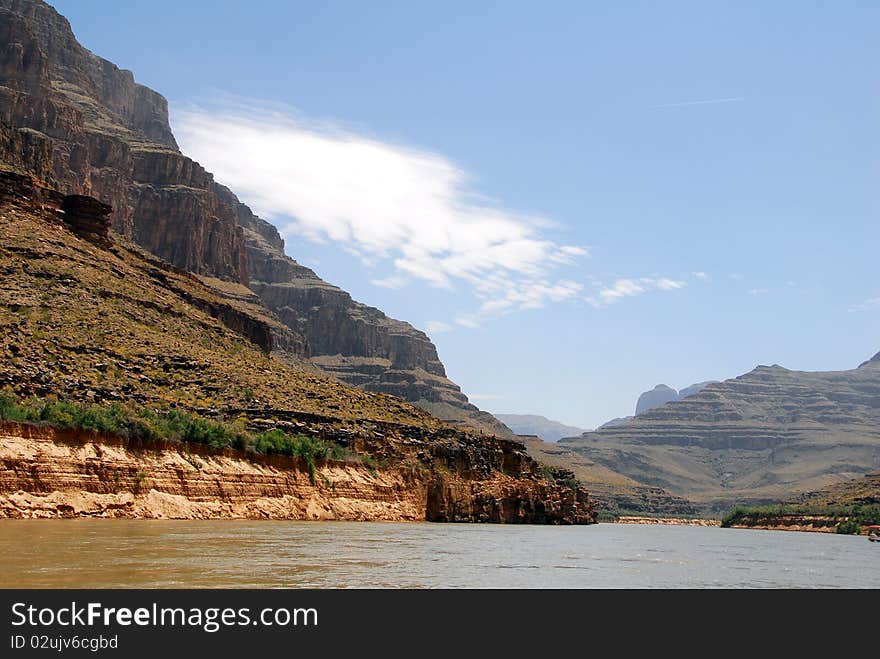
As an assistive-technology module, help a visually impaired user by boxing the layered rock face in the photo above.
[0,0,247,282]
[0,423,429,521]
[0,423,594,523]
[562,359,880,512]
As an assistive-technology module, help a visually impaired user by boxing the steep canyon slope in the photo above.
[0,0,507,438]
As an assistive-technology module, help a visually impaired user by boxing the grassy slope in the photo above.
[0,190,440,428]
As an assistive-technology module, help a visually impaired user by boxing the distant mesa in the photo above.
[635,384,679,415]
[493,414,588,443]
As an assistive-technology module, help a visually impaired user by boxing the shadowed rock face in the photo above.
[561,358,880,512]
[0,0,506,437]
[0,0,248,282]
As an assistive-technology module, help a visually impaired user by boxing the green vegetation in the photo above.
[722,503,880,530]
[0,392,365,484]
[559,477,580,490]
[835,519,862,535]
[537,464,580,490]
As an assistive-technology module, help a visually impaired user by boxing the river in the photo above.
[0,520,874,588]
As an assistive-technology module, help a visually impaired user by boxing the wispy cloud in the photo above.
[749,288,769,296]
[586,277,685,308]
[425,320,453,333]
[850,296,880,312]
[693,271,708,280]
[174,101,587,323]
[650,97,744,109]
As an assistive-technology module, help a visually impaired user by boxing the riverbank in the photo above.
[0,422,595,523]
[721,505,879,534]
[725,516,841,533]
[614,516,720,527]
[0,422,426,521]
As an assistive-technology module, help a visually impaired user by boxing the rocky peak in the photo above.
[635,384,679,415]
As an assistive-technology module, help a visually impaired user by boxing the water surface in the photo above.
[0,520,874,588]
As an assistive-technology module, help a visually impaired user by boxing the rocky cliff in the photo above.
[0,0,247,281]
[561,359,880,513]
[0,423,593,523]
[0,0,511,440]
[0,171,596,523]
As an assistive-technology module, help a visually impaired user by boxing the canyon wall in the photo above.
[0,0,511,438]
[0,422,593,523]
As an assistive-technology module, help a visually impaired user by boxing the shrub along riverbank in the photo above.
[0,393,356,483]
[721,503,880,534]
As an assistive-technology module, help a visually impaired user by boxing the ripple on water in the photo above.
[0,520,876,588]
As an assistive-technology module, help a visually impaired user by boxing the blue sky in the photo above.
[55,0,879,428]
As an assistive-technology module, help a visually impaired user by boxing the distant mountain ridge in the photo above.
[493,414,588,443]
[595,380,717,430]
[636,381,717,415]
[561,355,880,512]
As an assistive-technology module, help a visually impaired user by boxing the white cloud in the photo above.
[174,102,587,322]
[693,271,708,280]
[749,288,769,296]
[586,277,685,308]
[656,278,685,291]
[370,275,407,289]
[425,320,453,333]
[850,297,880,312]
[650,97,744,109]
[455,315,482,329]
